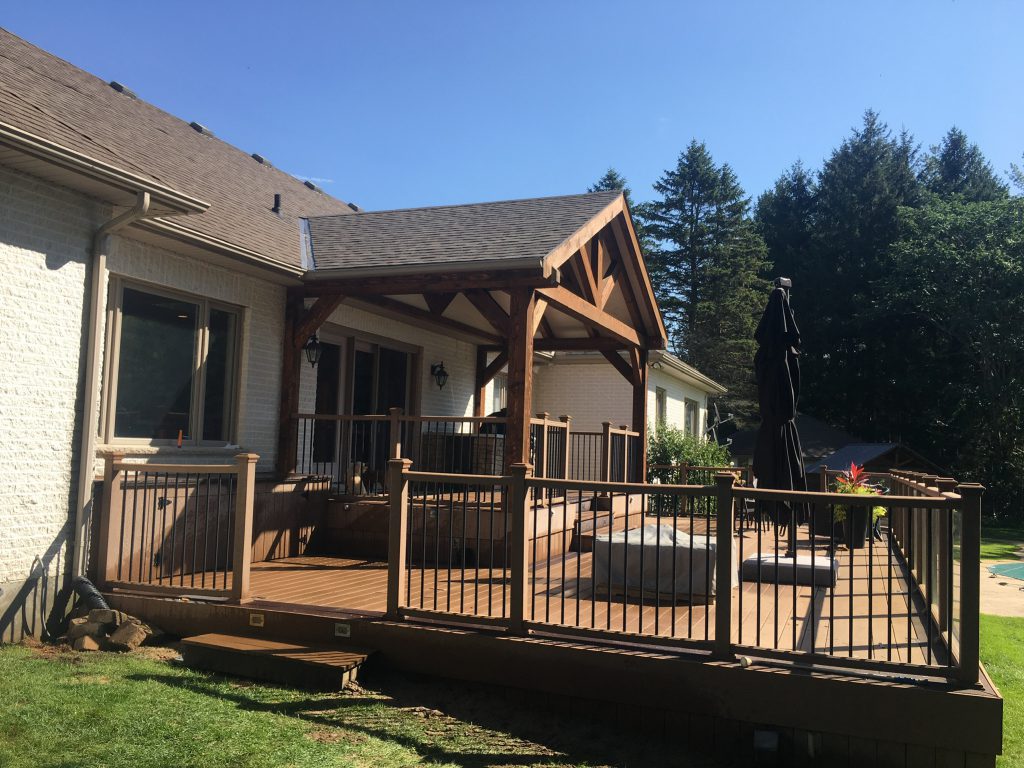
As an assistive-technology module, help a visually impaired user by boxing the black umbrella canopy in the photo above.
[752,285,806,494]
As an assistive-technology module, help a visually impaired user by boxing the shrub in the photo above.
[648,425,731,483]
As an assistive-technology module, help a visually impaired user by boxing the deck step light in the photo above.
[304,334,322,368]
[431,362,449,390]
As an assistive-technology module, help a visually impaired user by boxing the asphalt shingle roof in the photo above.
[305,190,622,272]
[0,27,353,269]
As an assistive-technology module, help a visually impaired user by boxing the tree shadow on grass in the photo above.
[128,667,725,768]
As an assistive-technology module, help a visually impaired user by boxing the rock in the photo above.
[67,621,105,641]
[73,635,101,652]
[87,608,127,627]
[107,620,150,651]
[68,616,89,629]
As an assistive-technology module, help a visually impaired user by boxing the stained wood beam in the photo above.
[537,285,643,348]
[611,214,667,346]
[506,289,536,468]
[293,294,344,347]
[355,295,502,345]
[477,337,628,353]
[464,289,510,336]
[600,349,636,385]
[479,350,509,387]
[276,289,305,478]
[532,296,549,338]
[303,268,556,297]
[424,292,456,316]
[570,241,600,305]
[632,348,649,478]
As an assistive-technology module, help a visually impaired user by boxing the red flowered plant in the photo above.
[832,463,886,522]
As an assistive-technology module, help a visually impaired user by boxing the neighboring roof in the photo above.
[650,350,727,394]
[728,413,857,460]
[0,28,353,271]
[805,443,898,473]
[304,190,622,275]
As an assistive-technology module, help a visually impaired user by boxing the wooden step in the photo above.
[180,633,373,690]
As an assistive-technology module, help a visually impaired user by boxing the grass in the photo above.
[981,522,1024,562]
[981,614,1024,768]
[0,643,717,768]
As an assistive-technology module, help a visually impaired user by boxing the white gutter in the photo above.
[71,191,156,578]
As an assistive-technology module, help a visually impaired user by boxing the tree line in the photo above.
[594,112,1024,520]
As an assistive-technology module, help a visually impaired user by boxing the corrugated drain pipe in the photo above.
[71,191,154,578]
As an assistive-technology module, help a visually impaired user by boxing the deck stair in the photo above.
[180,633,373,690]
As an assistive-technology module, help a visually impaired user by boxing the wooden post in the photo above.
[474,346,488,418]
[632,349,648,480]
[508,462,532,634]
[388,407,403,460]
[96,451,125,588]
[714,472,735,659]
[956,483,984,686]
[276,289,304,479]
[560,415,572,479]
[601,422,612,482]
[534,413,549,479]
[387,458,413,617]
[231,453,258,603]
[936,478,956,629]
[505,289,536,470]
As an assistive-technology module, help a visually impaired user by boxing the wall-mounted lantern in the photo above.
[430,362,449,390]
[303,333,323,368]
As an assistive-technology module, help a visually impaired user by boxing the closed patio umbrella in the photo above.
[752,279,806,554]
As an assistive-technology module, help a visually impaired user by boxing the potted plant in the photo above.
[832,463,886,550]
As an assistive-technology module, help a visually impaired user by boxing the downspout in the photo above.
[71,191,153,578]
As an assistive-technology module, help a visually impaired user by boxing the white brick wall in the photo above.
[0,165,104,585]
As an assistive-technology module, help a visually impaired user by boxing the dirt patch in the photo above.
[305,728,365,746]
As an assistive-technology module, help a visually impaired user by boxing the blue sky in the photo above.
[5,1,1022,211]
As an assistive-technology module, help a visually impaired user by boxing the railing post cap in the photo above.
[714,471,736,487]
[388,406,403,416]
[956,482,985,495]
[388,457,414,469]
[509,462,533,478]
[234,453,259,464]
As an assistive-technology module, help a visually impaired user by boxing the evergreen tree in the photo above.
[920,127,1008,201]
[588,167,633,203]
[637,141,769,400]
[755,161,816,287]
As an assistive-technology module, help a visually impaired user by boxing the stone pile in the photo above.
[64,608,161,652]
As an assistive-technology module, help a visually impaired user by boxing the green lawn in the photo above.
[981,523,1024,562]
[982,614,1024,767]
[0,643,717,768]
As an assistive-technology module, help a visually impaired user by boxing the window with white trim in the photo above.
[104,282,240,444]
[655,387,668,427]
[491,372,508,414]
[684,398,700,437]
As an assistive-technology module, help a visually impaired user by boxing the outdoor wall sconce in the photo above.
[431,362,449,390]
[649,361,663,370]
[303,333,323,368]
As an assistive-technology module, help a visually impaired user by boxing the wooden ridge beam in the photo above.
[354,295,502,345]
[464,289,510,336]
[537,285,643,348]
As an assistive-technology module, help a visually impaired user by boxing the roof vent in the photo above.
[272,193,282,216]
[189,121,214,137]
[303,180,321,193]
[251,153,272,166]
[347,202,361,212]
[108,81,137,99]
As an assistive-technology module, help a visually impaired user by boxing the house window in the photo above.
[655,387,667,427]
[684,398,700,437]
[491,372,508,414]
[106,283,239,443]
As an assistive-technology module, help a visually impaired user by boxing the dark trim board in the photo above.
[107,593,1002,765]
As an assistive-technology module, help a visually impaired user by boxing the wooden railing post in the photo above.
[230,453,258,603]
[936,478,957,629]
[387,457,413,617]
[96,451,125,588]
[388,407,403,460]
[508,462,532,634]
[600,422,612,482]
[560,415,572,479]
[535,413,549,479]
[956,483,984,686]
[714,472,735,659]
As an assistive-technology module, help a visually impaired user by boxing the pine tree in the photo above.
[637,141,769,400]
[755,161,816,286]
[921,127,1008,201]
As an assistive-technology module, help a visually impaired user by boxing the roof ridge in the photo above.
[306,189,622,219]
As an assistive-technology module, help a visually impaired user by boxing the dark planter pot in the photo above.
[841,506,870,550]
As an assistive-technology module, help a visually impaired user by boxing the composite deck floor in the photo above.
[143,525,950,669]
